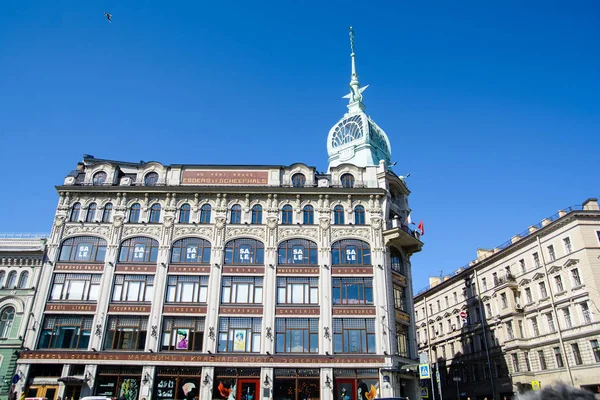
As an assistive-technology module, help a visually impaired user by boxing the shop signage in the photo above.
[163,305,207,314]
[219,306,263,315]
[222,266,265,274]
[392,274,407,286]
[332,307,376,316]
[115,264,157,273]
[395,310,411,323]
[55,263,104,271]
[276,307,320,315]
[20,351,385,364]
[45,304,97,312]
[108,305,151,313]
[182,170,269,186]
[277,267,319,275]
[331,267,373,275]
[168,266,210,274]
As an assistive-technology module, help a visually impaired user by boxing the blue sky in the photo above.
[1,1,598,290]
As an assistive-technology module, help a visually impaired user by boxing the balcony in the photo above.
[383,221,423,253]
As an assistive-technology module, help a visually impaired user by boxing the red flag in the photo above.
[418,220,424,235]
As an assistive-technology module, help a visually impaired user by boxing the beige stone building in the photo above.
[414,198,600,400]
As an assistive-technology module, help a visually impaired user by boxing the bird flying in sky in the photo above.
[104,12,112,22]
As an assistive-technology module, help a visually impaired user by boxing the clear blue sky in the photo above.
[1,1,598,290]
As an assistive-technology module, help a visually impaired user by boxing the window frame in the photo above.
[302,205,314,225]
[217,317,262,353]
[277,239,318,265]
[340,173,355,188]
[149,204,161,223]
[102,203,113,223]
[332,277,373,305]
[333,205,345,225]
[161,316,205,352]
[354,205,365,225]
[70,202,81,222]
[86,203,97,222]
[221,276,263,304]
[166,275,209,303]
[93,171,107,185]
[276,277,318,305]
[104,316,148,351]
[37,315,92,349]
[251,205,263,224]
[49,273,101,302]
[554,347,564,368]
[200,204,212,224]
[170,238,211,264]
[291,173,306,188]
[224,238,265,265]
[17,271,29,289]
[112,275,154,302]
[332,318,376,354]
[0,307,15,338]
[230,204,242,224]
[563,237,572,254]
[58,236,107,263]
[571,343,583,365]
[129,203,141,223]
[118,237,159,264]
[275,318,318,354]
[331,239,371,265]
[144,172,159,186]
[281,205,293,225]
[179,204,191,223]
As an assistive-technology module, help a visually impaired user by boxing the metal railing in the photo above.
[0,233,49,239]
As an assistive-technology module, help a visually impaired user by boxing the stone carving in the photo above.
[331,227,370,240]
[370,218,383,230]
[64,225,110,237]
[278,227,318,240]
[112,215,124,228]
[54,215,66,227]
[215,217,226,230]
[123,225,161,238]
[266,217,278,231]
[163,216,174,228]
[225,227,266,239]
[319,218,330,231]
[173,226,214,240]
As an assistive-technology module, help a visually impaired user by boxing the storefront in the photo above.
[154,367,203,400]
[95,366,142,400]
[273,369,320,400]
[212,368,261,400]
[333,369,379,400]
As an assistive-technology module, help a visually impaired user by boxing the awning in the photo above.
[58,377,84,384]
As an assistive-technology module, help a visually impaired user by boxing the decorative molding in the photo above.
[122,225,161,238]
[173,226,213,240]
[331,227,370,240]
[278,227,318,240]
[225,226,266,240]
[64,225,111,237]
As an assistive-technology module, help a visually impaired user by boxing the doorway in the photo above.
[237,379,260,400]
[336,379,356,400]
[26,385,59,400]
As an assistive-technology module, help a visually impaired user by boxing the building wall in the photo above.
[414,199,600,400]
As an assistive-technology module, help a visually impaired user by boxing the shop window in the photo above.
[275,318,319,353]
[166,276,209,303]
[217,317,262,353]
[49,273,101,301]
[112,275,154,302]
[273,369,320,400]
[332,278,373,305]
[161,317,204,351]
[277,239,318,265]
[171,238,211,264]
[119,237,159,263]
[221,277,263,304]
[104,316,148,350]
[38,315,92,349]
[332,239,371,265]
[333,318,376,354]
[59,236,107,262]
[277,277,318,305]
[224,238,264,265]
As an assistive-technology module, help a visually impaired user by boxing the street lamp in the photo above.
[452,376,461,400]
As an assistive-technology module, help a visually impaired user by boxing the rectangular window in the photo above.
[166,275,209,303]
[482,278,487,291]
[571,343,583,365]
[112,275,154,302]
[453,292,458,304]
[581,302,592,324]
[525,352,531,371]
[38,315,92,349]
[501,293,508,309]
[531,317,539,336]
[546,313,556,333]
[590,339,600,362]
[49,274,101,302]
[554,275,564,292]
[161,317,204,351]
[277,277,318,305]
[554,347,564,368]
[539,282,548,299]
[445,296,449,308]
[485,303,492,318]
[518,320,524,338]
[332,278,373,305]
[547,245,556,262]
[519,259,526,274]
[571,268,582,287]
[217,317,261,353]
[563,237,572,254]
[506,321,514,339]
[562,307,572,328]
[538,350,547,370]
[511,353,519,372]
[525,288,533,304]
[275,318,318,353]
[332,318,376,354]
[221,277,263,304]
[493,272,498,286]
[103,316,148,350]
[533,252,541,268]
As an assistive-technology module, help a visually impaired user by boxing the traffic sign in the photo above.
[421,387,429,399]
[419,364,431,379]
[532,381,541,391]
[459,310,467,319]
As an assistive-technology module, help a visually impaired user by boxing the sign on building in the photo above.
[419,364,431,379]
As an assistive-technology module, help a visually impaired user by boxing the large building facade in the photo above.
[0,235,46,400]
[15,30,424,400]
[414,199,600,400]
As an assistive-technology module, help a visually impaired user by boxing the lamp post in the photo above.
[452,376,461,400]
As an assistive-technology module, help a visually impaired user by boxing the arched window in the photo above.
[129,203,141,223]
[59,236,107,262]
[119,237,159,263]
[70,202,81,222]
[6,271,17,288]
[230,204,242,224]
[144,172,159,186]
[303,205,314,225]
[86,203,97,222]
[200,204,211,224]
[0,271,5,287]
[179,204,191,223]
[332,239,371,265]
[390,248,406,275]
[102,203,113,222]
[93,171,107,185]
[0,307,15,338]
[292,173,306,188]
[354,205,365,225]
[334,205,345,225]
[149,204,161,223]
[17,271,29,289]
[224,238,264,265]
[341,173,355,188]
[278,239,318,265]
[251,205,263,224]
[171,238,211,264]
[281,205,293,225]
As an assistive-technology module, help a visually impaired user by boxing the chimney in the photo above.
[429,276,442,288]
[583,198,599,211]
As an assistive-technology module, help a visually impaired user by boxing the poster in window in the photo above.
[292,246,304,263]
[176,329,190,350]
[179,378,199,400]
[186,246,197,261]
[345,246,357,263]
[233,329,246,351]
[134,245,145,260]
[119,378,139,400]
[358,380,378,400]
[239,246,251,263]
[155,379,175,399]
[77,244,90,260]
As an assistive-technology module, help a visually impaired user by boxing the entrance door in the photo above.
[63,385,82,400]
[335,379,356,400]
[237,379,260,400]
[27,385,59,400]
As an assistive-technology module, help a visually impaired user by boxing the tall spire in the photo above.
[343,26,368,113]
